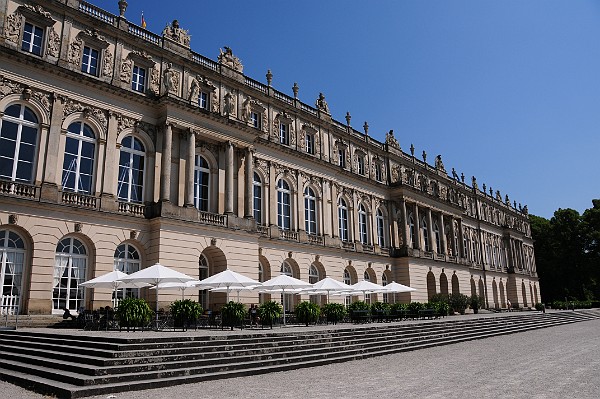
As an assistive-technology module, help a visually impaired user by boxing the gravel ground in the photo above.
[2,316,599,399]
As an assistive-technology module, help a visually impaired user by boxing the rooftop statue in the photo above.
[218,46,243,73]
[435,155,446,172]
[385,130,399,149]
[162,19,190,47]
[315,92,330,114]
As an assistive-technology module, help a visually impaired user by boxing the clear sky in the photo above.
[92,0,600,219]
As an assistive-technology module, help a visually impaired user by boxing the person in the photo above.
[507,299,512,312]
[249,304,258,327]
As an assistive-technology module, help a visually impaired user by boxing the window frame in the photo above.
[131,64,147,93]
[194,154,210,212]
[304,187,317,235]
[0,104,39,183]
[61,122,96,195]
[338,198,349,242]
[81,45,100,76]
[21,22,44,56]
[358,203,368,245]
[253,172,262,224]
[117,135,146,203]
[277,179,291,230]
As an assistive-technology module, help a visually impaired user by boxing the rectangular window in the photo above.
[199,92,208,110]
[81,46,99,76]
[22,23,44,56]
[338,149,346,168]
[357,156,365,175]
[306,133,314,155]
[131,65,146,92]
[375,163,383,182]
[250,112,261,129]
[279,123,289,145]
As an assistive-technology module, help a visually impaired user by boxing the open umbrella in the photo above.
[260,274,312,325]
[80,270,150,308]
[150,280,203,300]
[119,263,195,328]
[379,281,417,303]
[195,269,261,303]
[307,277,353,303]
[350,280,386,302]
[210,285,260,302]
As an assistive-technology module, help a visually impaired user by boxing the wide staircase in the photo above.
[0,310,599,398]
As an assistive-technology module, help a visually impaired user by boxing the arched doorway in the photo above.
[451,273,459,295]
[258,256,271,304]
[440,272,449,296]
[470,277,476,297]
[533,284,539,304]
[0,230,26,315]
[521,281,528,307]
[492,279,499,309]
[199,246,228,310]
[426,271,436,300]
[53,237,89,313]
[478,278,485,300]
[499,280,506,308]
[529,284,534,305]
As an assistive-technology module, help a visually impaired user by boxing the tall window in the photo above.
[113,243,141,302]
[53,237,87,312]
[376,209,385,247]
[277,179,291,230]
[194,155,210,211]
[304,187,317,235]
[61,122,95,194]
[374,163,383,182]
[338,198,349,242]
[421,217,430,252]
[279,123,289,146]
[250,111,261,129]
[0,104,39,183]
[131,65,146,92]
[81,46,99,76]
[305,132,315,155]
[308,264,320,304]
[117,136,145,203]
[463,229,470,259]
[357,155,365,175]
[382,273,388,304]
[358,203,368,244]
[0,230,25,315]
[338,149,346,168]
[253,172,262,224]
[343,268,352,307]
[198,254,209,310]
[409,213,416,248]
[434,222,441,254]
[21,22,43,56]
[198,91,208,110]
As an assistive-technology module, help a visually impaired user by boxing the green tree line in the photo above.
[530,200,600,302]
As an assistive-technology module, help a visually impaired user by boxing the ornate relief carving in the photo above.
[272,112,295,144]
[273,163,297,187]
[163,63,179,94]
[223,89,237,117]
[135,121,157,142]
[300,172,322,192]
[22,4,52,19]
[218,47,243,73]
[102,50,113,77]
[189,75,218,111]
[0,75,23,97]
[119,57,133,83]
[253,157,269,181]
[5,12,23,43]
[8,214,18,225]
[46,28,60,58]
[385,129,400,149]
[117,114,136,133]
[162,20,190,47]
[149,66,160,95]
[67,37,83,65]
[32,90,51,113]
[63,99,107,131]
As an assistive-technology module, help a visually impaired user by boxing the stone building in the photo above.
[0,0,539,315]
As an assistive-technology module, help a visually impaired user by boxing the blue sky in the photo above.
[92,0,600,219]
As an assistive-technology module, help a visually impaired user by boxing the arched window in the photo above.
[0,230,25,314]
[61,122,96,194]
[113,243,141,302]
[253,172,262,224]
[53,237,87,312]
[194,155,210,211]
[0,104,39,183]
[304,187,317,235]
[421,217,430,252]
[409,213,416,248]
[382,273,388,303]
[343,268,352,307]
[117,136,145,203]
[358,203,368,244]
[376,209,385,247]
[277,179,291,230]
[199,254,209,310]
[433,222,441,254]
[338,198,349,242]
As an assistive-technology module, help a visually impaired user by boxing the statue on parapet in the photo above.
[315,93,330,114]
[434,155,446,172]
[218,46,243,73]
[385,130,399,149]
[162,20,190,47]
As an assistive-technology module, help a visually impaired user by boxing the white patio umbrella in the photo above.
[194,269,261,303]
[119,263,195,328]
[260,274,312,325]
[308,277,354,303]
[80,270,150,308]
[210,285,260,302]
[150,280,203,300]
[379,281,417,303]
[350,280,386,302]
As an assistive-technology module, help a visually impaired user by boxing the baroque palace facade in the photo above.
[0,0,539,315]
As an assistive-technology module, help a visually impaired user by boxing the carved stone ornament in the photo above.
[315,93,330,114]
[253,157,269,181]
[119,58,133,84]
[74,222,82,233]
[162,20,191,47]
[117,114,136,133]
[391,164,400,183]
[4,12,23,43]
[189,75,218,111]
[299,123,320,155]
[63,99,107,131]
[211,238,217,246]
[102,50,113,77]
[130,230,137,240]
[32,90,51,113]
[0,76,50,114]
[67,37,83,65]
[46,28,60,58]
[223,90,237,117]
[149,66,160,95]
[435,155,446,173]
[8,214,18,225]
[163,63,180,94]
[218,46,243,73]
[22,4,53,20]
[301,172,322,192]
[385,130,400,149]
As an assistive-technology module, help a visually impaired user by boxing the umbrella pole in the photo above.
[155,287,159,330]
[181,288,185,301]
[237,290,240,303]
[282,288,286,326]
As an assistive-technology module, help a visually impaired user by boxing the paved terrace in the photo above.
[2,310,599,398]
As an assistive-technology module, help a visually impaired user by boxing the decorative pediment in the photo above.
[78,29,109,49]
[63,99,107,131]
[18,4,54,26]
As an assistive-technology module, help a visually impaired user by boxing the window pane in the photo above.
[80,141,95,159]
[20,126,38,145]
[17,142,35,163]
[4,105,21,118]
[15,161,32,181]
[1,121,18,140]
[23,107,38,123]
[0,137,16,158]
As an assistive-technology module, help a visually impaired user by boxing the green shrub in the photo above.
[321,303,347,324]
[449,293,469,315]
[469,295,483,313]
[391,302,408,313]
[432,301,450,316]
[220,301,246,330]
[170,299,203,327]
[116,297,153,329]
[534,303,545,312]
[295,301,321,326]
[370,301,391,315]
[258,300,282,328]
[430,293,450,304]
[348,300,370,314]
[407,301,424,314]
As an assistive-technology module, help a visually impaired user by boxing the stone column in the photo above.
[225,141,234,214]
[244,147,254,218]
[42,94,65,187]
[160,123,173,202]
[185,129,196,207]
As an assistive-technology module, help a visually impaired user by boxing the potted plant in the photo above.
[370,301,391,322]
[348,300,370,322]
[170,299,203,330]
[116,297,153,331]
[449,293,470,315]
[295,301,321,326]
[220,301,246,330]
[469,295,482,314]
[258,300,282,329]
[321,303,347,324]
